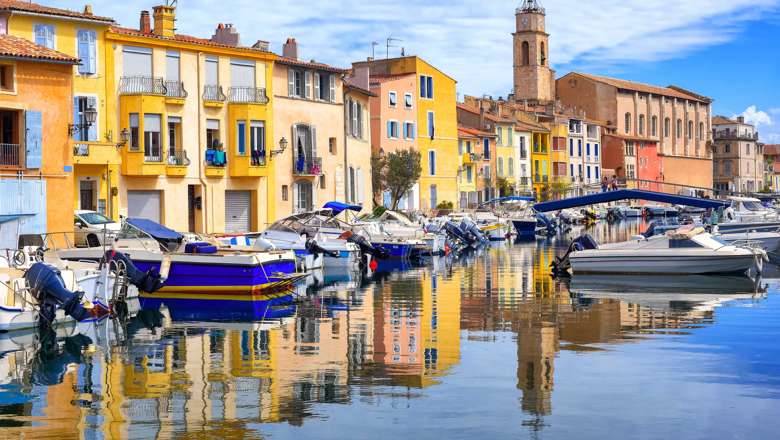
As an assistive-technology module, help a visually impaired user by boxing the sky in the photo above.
[57,0,780,142]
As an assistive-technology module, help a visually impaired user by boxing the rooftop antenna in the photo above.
[371,41,379,59]
[386,35,402,59]
[166,0,178,7]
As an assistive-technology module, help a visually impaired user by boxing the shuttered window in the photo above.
[77,29,97,75]
[236,120,246,155]
[73,96,98,142]
[25,111,42,169]
[123,46,152,77]
[34,24,55,49]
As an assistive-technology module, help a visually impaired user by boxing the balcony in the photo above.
[119,76,167,96]
[293,157,323,176]
[713,129,759,141]
[163,80,187,105]
[462,152,481,165]
[534,174,549,184]
[0,143,21,168]
[166,149,190,177]
[73,142,121,166]
[203,85,227,106]
[228,87,268,104]
[205,148,227,178]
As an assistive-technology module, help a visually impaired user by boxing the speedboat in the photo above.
[724,196,779,223]
[57,218,304,304]
[354,210,447,256]
[552,226,766,276]
[558,209,585,224]
[643,205,678,217]
[472,210,510,241]
[717,229,780,253]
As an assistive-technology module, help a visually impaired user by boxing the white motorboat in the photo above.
[718,230,780,253]
[558,209,586,224]
[473,210,510,241]
[724,196,779,223]
[353,210,447,256]
[554,226,766,276]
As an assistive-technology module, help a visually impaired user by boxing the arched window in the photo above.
[521,41,530,66]
[676,119,682,138]
[540,42,546,66]
[651,116,658,137]
[624,112,631,134]
[664,117,670,138]
[687,120,693,139]
[698,122,704,140]
[638,115,645,135]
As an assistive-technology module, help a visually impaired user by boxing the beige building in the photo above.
[343,67,374,210]
[556,72,713,190]
[712,115,764,193]
[513,0,555,105]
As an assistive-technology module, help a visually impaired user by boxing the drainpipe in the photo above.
[197,52,210,233]
[342,81,349,204]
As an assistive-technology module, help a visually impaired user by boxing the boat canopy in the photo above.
[533,189,729,213]
[480,196,535,207]
[126,218,183,241]
[322,202,362,216]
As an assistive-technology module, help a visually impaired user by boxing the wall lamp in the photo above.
[69,106,97,136]
[270,137,289,159]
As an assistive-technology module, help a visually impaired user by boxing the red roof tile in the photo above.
[712,115,738,125]
[772,162,780,174]
[763,144,780,156]
[277,56,348,74]
[0,0,113,23]
[571,72,711,103]
[0,34,77,63]
[458,126,495,138]
[109,26,275,56]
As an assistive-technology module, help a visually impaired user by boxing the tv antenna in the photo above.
[166,0,178,7]
[386,35,402,59]
[371,41,379,59]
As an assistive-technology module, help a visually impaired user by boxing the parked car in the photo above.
[74,210,120,247]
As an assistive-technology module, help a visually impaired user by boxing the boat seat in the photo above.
[184,242,218,254]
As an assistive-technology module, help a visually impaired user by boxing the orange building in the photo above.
[0,34,76,247]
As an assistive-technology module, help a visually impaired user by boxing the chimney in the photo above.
[139,10,151,33]
[83,5,93,15]
[252,40,270,51]
[737,116,745,124]
[211,23,240,47]
[352,66,370,91]
[283,38,298,60]
[152,5,176,37]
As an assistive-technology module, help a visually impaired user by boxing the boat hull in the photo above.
[512,219,537,237]
[140,291,297,322]
[570,252,758,275]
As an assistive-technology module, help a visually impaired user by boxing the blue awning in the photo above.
[533,190,729,213]
[126,218,183,241]
[322,202,363,216]
[0,214,34,225]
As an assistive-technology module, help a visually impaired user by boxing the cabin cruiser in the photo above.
[355,210,447,256]
[552,226,766,276]
[643,205,679,217]
[723,196,779,223]
[557,209,586,224]
[57,218,304,303]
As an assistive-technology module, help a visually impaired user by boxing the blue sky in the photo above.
[57,0,780,141]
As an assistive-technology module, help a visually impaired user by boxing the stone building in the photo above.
[513,0,555,105]
[712,115,763,194]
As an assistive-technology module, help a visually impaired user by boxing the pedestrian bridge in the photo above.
[533,189,730,213]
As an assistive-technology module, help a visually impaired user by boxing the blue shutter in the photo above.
[420,75,425,98]
[237,121,246,155]
[429,151,435,175]
[595,144,599,156]
[77,30,89,74]
[25,111,43,169]
[87,30,97,74]
[73,96,80,140]
[411,123,416,139]
[87,97,98,141]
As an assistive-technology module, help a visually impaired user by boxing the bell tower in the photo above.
[513,0,555,104]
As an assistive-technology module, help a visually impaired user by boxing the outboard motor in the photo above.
[443,221,470,244]
[642,222,658,239]
[305,238,340,258]
[536,212,557,236]
[551,234,599,277]
[460,218,488,245]
[340,231,390,260]
[25,263,108,327]
[104,250,165,294]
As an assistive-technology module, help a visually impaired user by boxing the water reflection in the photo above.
[0,221,777,438]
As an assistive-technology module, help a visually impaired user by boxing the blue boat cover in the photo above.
[323,201,363,215]
[126,218,184,241]
[533,189,729,213]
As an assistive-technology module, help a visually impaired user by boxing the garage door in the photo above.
[225,190,251,233]
[127,190,161,223]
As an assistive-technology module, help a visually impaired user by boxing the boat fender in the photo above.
[254,237,277,251]
[105,251,165,294]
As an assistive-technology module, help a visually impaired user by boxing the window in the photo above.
[313,72,334,101]
[638,115,645,135]
[587,166,591,179]
[387,120,400,139]
[405,93,413,108]
[427,111,435,139]
[570,164,574,177]
[698,122,704,140]
[465,141,472,154]
[144,114,162,162]
[595,166,600,179]
[725,144,731,153]
[687,120,693,140]
[347,99,364,139]
[483,138,490,159]
[746,144,751,155]
[288,68,306,98]
[0,65,13,92]
[420,75,433,99]
[389,91,397,107]
[586,143,591,156]
[540,42,546,66]
[123,46,152,78]
[126,114,139,152]
[236,120,247,155]
[34,24,55,49]
[429,185,437,209]
[77,30,96,75]
[206,119,220,149]
[404,122,415,139]
[676,119,682,138]
[578,140,582,156]
[167,116,182,162]
[651,116,658,137]
[282,185,289,201]
[73,96,98,142]
[428,150,436,176]
[458,140,463,155]
[624,112,631,134]
[664,118,671,138]
[521,41,530,66]
[466,166,473,183]
[508,127,514,146]
[569,139,574,156]
[625,141,635,156]
[328,136,336,155]
[496,127,503,146]
[498,157,504,177]
[508,158,514,176]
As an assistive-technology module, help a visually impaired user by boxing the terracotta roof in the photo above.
[763,144,780,156]
[772,162,780,174]
[343,75,375,97]
[0,0,113,23]
[712,115,737,125]
[277,56,348,74]
[514,119,549,133]
[570,72,711,103]
[457,103,514,123]
[109,26,275,56]
[458,126,495,138]
[0,34,78,63]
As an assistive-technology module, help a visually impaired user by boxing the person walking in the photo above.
[601,176,608,193]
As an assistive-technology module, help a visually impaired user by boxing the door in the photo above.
[79,180,96,211]
[294,181,313,214]
[127,190,161,223]
[188,185,196,232]
[225,190,251,233]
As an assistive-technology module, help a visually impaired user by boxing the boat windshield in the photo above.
[742,201,765,211]
[79,212,113,225]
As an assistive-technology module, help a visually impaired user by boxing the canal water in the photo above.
[1,221,779,439]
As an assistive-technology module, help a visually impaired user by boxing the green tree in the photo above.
[371,154,386,206]
[374,148,422,210]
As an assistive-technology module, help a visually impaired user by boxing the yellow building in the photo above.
[355,56,459,211]
[549,118,570,199]
[457,127,479,208]
[106,5,277,232]
[531,129,551,200]
[2,1,120,219]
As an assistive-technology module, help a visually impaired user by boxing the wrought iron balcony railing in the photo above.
[228,87,269,104]
[293,156,323,176]
[119,76,167,95]
[164,80,188,99]
[0,143,21,167]
[203,85,227,102]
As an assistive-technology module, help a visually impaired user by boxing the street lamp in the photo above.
[116,128,130,148]
[69,106,97,136]
[270,137,288,159]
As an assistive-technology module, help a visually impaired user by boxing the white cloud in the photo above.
[736,106,780,143]
[737,106,773,127]
[56,0,779,98]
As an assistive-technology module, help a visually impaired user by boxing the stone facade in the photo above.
[513,1,555,104]
[712,116,764,194]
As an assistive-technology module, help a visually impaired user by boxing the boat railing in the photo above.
[728,239,764,250]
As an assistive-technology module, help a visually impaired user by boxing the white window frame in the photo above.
[404,92,413,109]
[404,121,415,140]
[388,120,400,139]
[388,91,397,107]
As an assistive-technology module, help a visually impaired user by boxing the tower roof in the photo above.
[518,0,545,14]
